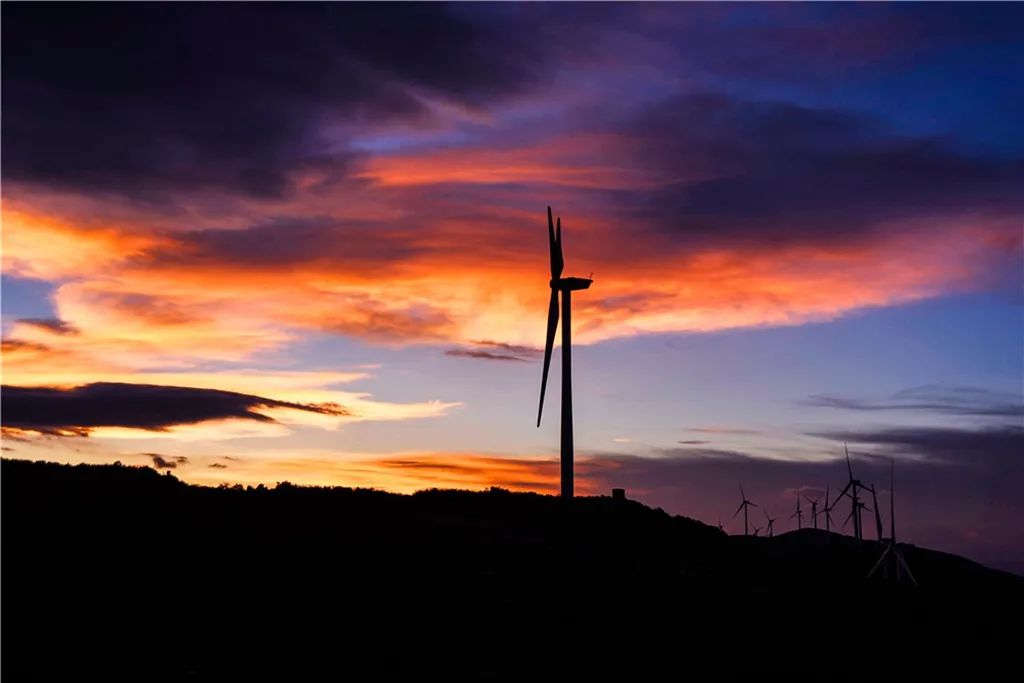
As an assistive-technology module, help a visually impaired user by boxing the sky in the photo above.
[2,3,1022,572]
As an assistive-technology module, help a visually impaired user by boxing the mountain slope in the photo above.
[3,458,1020,679]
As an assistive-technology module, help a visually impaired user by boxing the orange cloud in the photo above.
[357,134,676,190]
[150,451,613,496]
[3,166,1018,383]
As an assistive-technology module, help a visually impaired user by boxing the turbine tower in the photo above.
[733,484,758,536]
[868,459,917,586]
[537,207,592,499]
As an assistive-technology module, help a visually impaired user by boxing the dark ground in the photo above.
[3,458,1021,680]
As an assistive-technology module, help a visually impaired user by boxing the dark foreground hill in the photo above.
[3,458,1021,680]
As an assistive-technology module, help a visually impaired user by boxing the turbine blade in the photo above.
[733,502,744,518]
[536,289,559,427]
[845,442,854,479]
[896,551,918,586]
[548,207,564,279]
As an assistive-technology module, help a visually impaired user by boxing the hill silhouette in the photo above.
[3,458,1021,680]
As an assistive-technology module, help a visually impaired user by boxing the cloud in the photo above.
[810,424,1024,467]
[0,382,349,437]
[804,385,1024,418]
[678,440,710,445]
[148,453,188,469]
[612,93,1023,248]
[688,427,763,436]
[15,318,79,336]
[208,463,228,469]
[445,340,540,362]
[1,7,1019,364]
[1,3,556,201]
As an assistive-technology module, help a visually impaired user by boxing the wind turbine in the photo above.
[822,486,835,533]
[835,443,870,540]
[763,508,777,538]
[536,207,593,499]
[733,484,758,536]
[752,524,763,538]
[868,484,884,541]
[806,495,821,530]
[868,459,917,586]
[716,515,725,532]
[790,496,804,530]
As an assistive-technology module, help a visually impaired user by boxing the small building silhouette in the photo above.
[612,488,626,501]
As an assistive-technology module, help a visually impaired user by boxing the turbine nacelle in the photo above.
[551,277,593,291]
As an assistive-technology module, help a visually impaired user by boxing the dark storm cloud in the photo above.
[615,94,1024,246]
[0,383,349,436]
[1,3,553,200]
[804,385,1024,418]
[15,318,79,335]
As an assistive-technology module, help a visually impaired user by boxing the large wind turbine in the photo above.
[868,459,917,586]
[537,207,592,499]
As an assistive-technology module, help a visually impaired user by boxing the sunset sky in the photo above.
[2,4,1022,571]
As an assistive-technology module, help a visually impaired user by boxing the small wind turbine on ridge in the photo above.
[734,484,758,536]
[763,508,777,538]
[806,494,821,530]
[790,495,803,530]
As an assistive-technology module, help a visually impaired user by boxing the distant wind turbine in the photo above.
[733,484,758,536]
[835,443,870,541]
[868,459,917,586]
[806,494,821,530]
[763,508,777,538]
[536,207,593,499]
[822,486,835,533]
[868,484,884,541]
[790,496,803,530]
